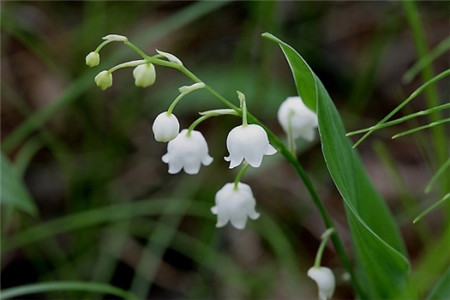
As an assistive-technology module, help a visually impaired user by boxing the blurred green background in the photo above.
[1,1,449,299]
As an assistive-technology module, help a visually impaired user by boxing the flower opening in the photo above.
[162,129,213,174]
[225,124,276,168]
[211,182,260,229]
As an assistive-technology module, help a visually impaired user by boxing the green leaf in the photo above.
[263,32,411,298]
[426,267,450,300]
[1,152,37,215]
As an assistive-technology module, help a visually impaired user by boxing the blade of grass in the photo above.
[2,198,212,253]
[413,193,450,224]
[0,281,139,300]
[425,157,450,193]
[347,103,450,136]
[352,69,450,148]
[403,36,450,84]
[392,118,450,139]
[403,0,448,193]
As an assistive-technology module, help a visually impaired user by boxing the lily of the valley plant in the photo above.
[87,33,338,299]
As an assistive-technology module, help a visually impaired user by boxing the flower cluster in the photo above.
[86,34,318,231]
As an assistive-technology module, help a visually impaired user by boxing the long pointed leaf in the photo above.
[263,33,411,298]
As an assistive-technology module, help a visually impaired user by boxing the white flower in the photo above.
[94,70,112,90]
[277,96,318,141]
[211,182,260,229]
[133,63,156,87]
[162,129,213,174]
[307,267,335,300]
[156,49,183,66]
[102,34,128,42]
[85,52,100,67]
[224,124,276,168]
[152,112,180,142]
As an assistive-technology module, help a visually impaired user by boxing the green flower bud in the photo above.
[94,70,113,90]
[85,51,100,67]
[132,63,156,88]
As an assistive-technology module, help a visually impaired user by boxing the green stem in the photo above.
[187,115,209,136]
[167,92,187,115]
[234,163,250,190]
[94,40,110,53]
[314,228,335,268]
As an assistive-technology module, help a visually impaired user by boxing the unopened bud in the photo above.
[94,70,113,90]
[85,52,100,67]
[133,63,156,88]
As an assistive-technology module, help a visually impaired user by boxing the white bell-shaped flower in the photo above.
[152,112,179,142]
[225,124,276,168]
[162,129,213,174]
[277,96,318,141]
[133,63,156,87]
[307,267,335,300]
[94,70,113,90]
[85,51,100,67]
[211,182,260,229]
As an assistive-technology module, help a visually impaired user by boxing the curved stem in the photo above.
[167,93,186,115]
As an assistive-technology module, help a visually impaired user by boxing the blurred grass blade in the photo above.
[2,198,212,253]
[425,158,450,193]
[426,267,450,300]
[392,118,450,139]
[1,152,37,215]
[414,193,450,224]
[0,281,139,300]
[352,69,450,148]
[264,32,411,299]
[403,36,450,84]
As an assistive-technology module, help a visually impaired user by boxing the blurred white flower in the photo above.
[152,112,180,142]
[162,129,213,174]
[225,124,276,168]
[277,96,318,141]
[85,51,100,67]
[94,70,112,90]
[156,49,183,66]
[307,267,335,300]
[102,34,128,42]
[133,63,156,87]
[211,182,260,229]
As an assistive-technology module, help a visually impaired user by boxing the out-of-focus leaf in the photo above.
[1,152,37,215]
[263,33,411,299]
[426,267,450,300]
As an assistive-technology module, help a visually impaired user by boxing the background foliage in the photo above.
[1,1,449,299]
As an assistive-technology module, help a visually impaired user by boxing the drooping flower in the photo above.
[224,124,276,168]
[162,129,213,174]
[152,112,180,142]
[133,63,156,87]
[307,267,335,300]
[277,96,318,141]
[85,51,100,67]
[94,70,113,90]
[211,182,260,229]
